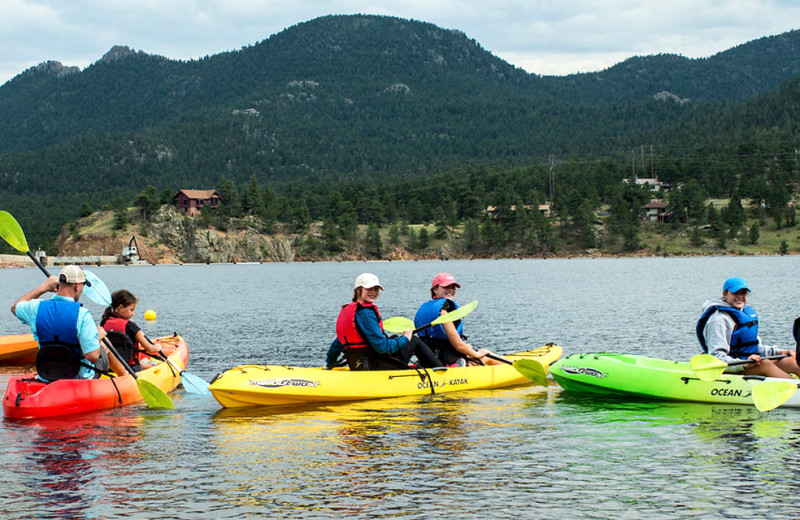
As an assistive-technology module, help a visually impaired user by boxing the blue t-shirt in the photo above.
[15,295,102,379]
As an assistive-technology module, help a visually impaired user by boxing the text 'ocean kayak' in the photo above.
[550,352,800,409]
[210,344,562,408]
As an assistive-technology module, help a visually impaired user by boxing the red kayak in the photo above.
[0,334,38,365]
[3,335,188,419]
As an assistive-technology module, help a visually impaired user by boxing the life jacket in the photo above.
[34,299,85,381]
[696,304,759,358]
[103,317,141,367]
[336,302,383,350]
[415,299,464,340]
[36,299,81,348]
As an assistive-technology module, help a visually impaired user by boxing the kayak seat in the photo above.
[36,343,81,381]
[104,331,141,370]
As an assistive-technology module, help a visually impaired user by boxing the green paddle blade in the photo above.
[689,354,728,382]
[137,378,175,409]
[751,380,799,412]
[383,316,415,334]
[0,210,30,252]
[431,300,478,326]
[513,359,549,386]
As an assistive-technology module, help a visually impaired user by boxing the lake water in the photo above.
[1,257,799,519]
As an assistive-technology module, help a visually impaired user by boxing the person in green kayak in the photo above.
[414,272,501,367]
[326,272,441,371]
[10,265,127,381]
[697,276,800,378]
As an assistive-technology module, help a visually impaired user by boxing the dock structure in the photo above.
[47,255,121,266]
[0,254,125,267]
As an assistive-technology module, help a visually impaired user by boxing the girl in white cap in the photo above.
[414,272,502,366]
[326,273,441,370]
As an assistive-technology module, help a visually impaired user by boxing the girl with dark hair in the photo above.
[100,289,162,371]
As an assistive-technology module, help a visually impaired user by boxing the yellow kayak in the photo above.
[209,344,562,408]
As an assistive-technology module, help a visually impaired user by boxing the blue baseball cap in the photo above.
[723,276,750,293]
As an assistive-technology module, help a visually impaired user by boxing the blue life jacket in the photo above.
[696,304,759,358]
[415,299,464,340]
[35,299,81,351]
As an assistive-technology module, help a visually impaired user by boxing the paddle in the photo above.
[0,210,173,408]
[82,269,211,395]
[510,358,549,387]
[102,336,174,409]
[749,317,800,412]
[751,380,800,412]
[382,303,548,385]
[383,300,479,334]
[689,353,788,382]
[0,210,53,278]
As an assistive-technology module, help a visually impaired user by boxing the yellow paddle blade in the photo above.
[431,300,478,326]
[513,359,549,387]
[689,354,728,382]
[383,316,415,334]
[0,210,30,253]
[752,380,799,412]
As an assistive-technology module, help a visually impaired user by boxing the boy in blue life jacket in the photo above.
[697,276,799,378]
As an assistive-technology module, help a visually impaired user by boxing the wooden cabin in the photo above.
[172,189,221,216]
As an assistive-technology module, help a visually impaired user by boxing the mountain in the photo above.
[0,14,799,251]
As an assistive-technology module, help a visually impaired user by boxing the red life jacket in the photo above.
[102,317,142,366]
[336,302,383,350]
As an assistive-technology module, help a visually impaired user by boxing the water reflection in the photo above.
[210,388,548,516]
[4,412,145,520]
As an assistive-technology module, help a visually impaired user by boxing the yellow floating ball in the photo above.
[144,309,157,321]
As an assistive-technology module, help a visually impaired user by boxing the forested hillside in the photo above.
[0,14,799,256]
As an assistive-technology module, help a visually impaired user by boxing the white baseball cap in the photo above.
[354,273,383,290]
[59,265,90,285]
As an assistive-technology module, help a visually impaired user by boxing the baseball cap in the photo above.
[431,272,460,288]
[354,273,383,290]
[723,276,749,293]
[59,265,91,286]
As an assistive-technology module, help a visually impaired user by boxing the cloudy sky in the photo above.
[2,0,798,86]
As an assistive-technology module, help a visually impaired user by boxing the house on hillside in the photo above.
[623,176,671,191]
[642,200,669,222]
[172,189,221,216]
[485,204,551,219]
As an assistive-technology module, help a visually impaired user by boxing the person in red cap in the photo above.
[414,272,502,366]
[326,273,441,370]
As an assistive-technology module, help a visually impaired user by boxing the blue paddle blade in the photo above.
[82,269,112,306]
[180,371,212,395]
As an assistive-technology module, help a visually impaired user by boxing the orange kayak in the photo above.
[3,335,188,419]
[0,334,38,365]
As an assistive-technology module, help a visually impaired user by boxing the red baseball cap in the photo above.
[431,272,460,288]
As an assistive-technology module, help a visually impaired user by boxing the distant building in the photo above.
[172,189,221,216]
[642,200,670,222]
[623,176,671,191]
[485,204,551,219]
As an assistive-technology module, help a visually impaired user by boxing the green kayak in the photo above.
[549,353,800,410]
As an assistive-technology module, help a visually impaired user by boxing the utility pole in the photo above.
[650,145,654,178]
[548,155,556,202]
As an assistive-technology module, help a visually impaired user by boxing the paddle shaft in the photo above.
[728,354,787,366]
[485,353,512,365]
